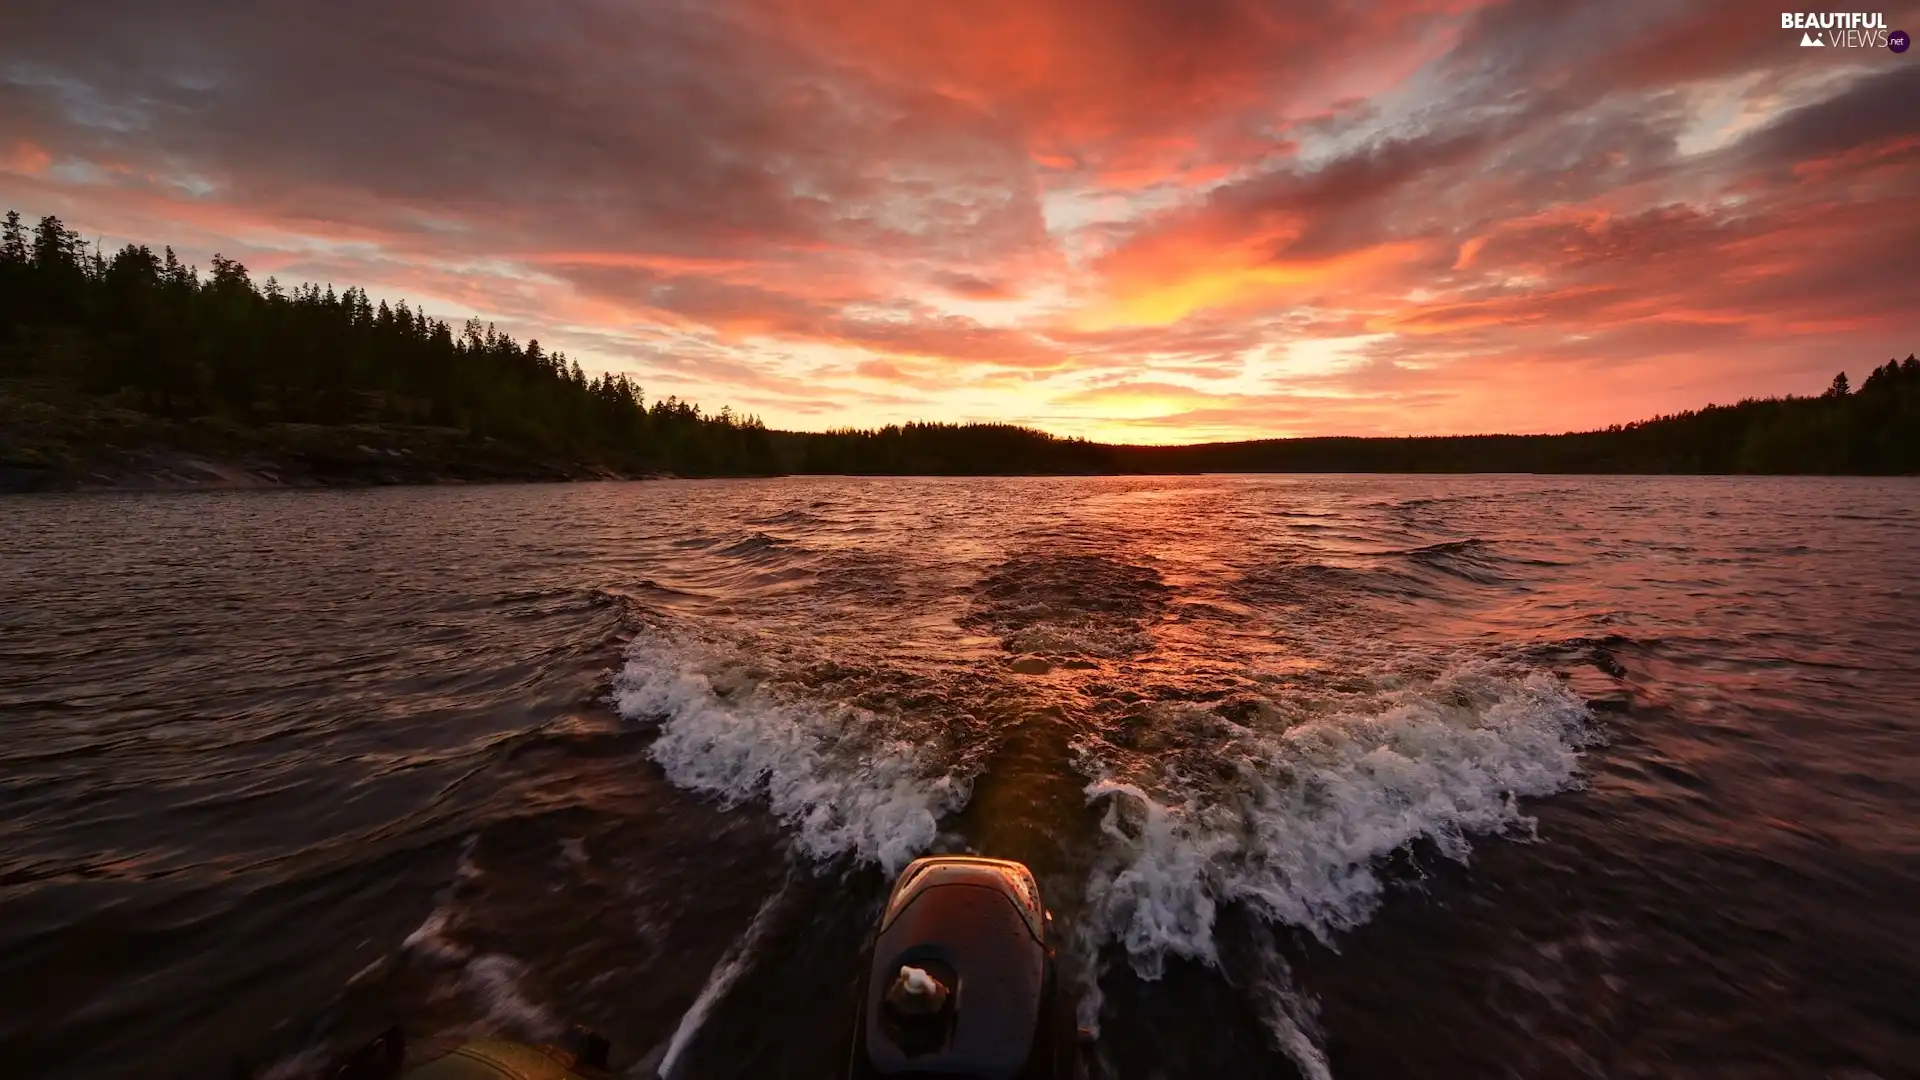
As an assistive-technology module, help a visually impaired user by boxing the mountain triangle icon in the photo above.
[1800,31,1824,45]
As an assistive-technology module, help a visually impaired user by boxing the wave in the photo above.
[1238,559,1439,608]
[1397,538,1491,557]
[1236,537,1563,613]
[744,508,829,528]
[1075,662,1600,980]
[611,634,970,874]
[592,581,709,614]
[716,531,798,559]
[653,871,801,1079]
[963,552,1169,657]
[398,837,561,1042]
[1390,538,1517,585]
[1000,623,1154,660]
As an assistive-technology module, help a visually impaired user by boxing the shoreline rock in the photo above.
[0,379,683,493]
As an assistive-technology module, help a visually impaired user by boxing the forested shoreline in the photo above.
[2,210,1915,489]
[0,211,781,485]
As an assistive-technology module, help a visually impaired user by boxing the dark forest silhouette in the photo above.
[0,211,778,477]
[3,211,1916,480]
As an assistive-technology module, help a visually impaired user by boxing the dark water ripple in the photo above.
[2,476,1917,1080]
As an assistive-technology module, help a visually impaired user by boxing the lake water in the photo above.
[3,475,1917,1079]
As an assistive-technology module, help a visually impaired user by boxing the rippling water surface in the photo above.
[3,476,1917,1079]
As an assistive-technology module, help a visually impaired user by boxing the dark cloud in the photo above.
[1443,0,1800,94]
[1,0,1047,263]
[1732,63,1920,173]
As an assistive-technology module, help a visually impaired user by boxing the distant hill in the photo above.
[780,363,1920,476]
[2,209,1915,488]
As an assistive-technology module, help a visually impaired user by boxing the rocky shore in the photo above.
[0,379,663,493]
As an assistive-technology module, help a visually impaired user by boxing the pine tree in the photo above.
[33,215,74,269]
[2,210,27,263]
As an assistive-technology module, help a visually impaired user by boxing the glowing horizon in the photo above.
[3,1,1916,442]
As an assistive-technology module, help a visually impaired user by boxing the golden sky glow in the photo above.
[3,0,1916,441]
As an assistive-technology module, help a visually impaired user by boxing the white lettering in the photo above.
[1778,11,1894,32]
[1817,27,1894,46]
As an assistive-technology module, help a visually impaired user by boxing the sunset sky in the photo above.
[4,1,1916,442]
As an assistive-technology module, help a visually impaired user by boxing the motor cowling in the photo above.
[847,856,1083,1080]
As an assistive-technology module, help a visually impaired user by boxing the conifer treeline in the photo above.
[2,210,1915,477]
[0,211,777,475]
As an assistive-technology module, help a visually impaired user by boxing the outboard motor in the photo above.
[847,856,1085,1080]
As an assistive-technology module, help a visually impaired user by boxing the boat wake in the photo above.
[612,633,972,875]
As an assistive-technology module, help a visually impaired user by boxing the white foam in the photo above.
[462,953,559,1037]
[402,836,481,964]
[655,875,796,1078]
[1246,931,1333,1080]
[613,636,969,874]
[1080,662,1600,979]
[401,904,471,964]
[399,836,559,1043]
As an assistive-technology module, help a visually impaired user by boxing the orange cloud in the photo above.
[1,141,52,176]
[1090,233,1431,329]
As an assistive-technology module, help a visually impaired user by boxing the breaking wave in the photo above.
[1077,662,1601,978]
[611,633,971,874]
